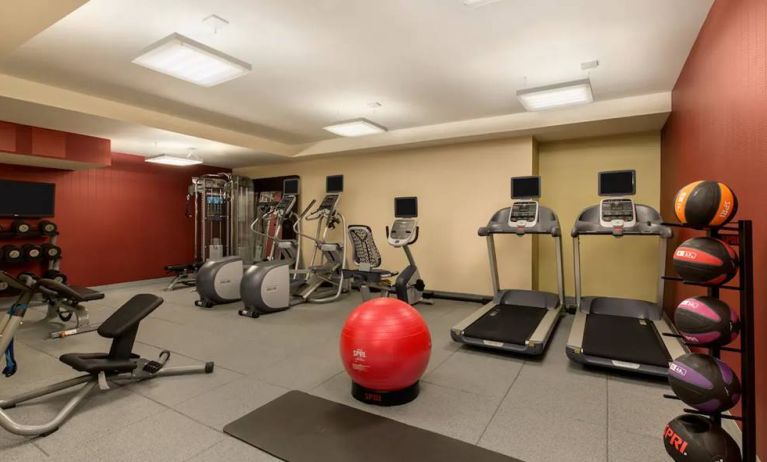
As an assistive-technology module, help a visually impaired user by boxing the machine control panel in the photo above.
[388,218,418,247]
[316,194,340,215]
[508,200,539,228]
[274,195,297,217]
[599,198,636,229]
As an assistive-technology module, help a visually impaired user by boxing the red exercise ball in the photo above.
[340,297,431,405]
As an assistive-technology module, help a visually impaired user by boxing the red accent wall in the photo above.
[661,0,766,457]
[0,153,227,286]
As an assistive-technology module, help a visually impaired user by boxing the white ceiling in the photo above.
[0,97,285,168]
[0,0,712,151]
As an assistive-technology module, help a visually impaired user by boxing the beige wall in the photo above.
[536,132,662,302]
[236,137,537,295]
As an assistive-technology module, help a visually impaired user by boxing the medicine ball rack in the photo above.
[660,220,755,462]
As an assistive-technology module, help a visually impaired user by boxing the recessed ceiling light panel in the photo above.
[145,154,203,166]
[323,118,388,137]
[516,78,594,111]
[463,0,503,8]
[132,33,251,87]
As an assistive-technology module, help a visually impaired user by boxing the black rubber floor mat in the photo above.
[463,304,548,344]
[582,314,671,367]
[224,391,522,462]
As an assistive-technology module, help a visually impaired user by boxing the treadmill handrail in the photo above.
[477,206,561,236]
[480,205,566,306]
[571,203,672,238]
[571,203,670,312]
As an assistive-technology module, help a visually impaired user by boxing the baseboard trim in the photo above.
[90,276,174,291]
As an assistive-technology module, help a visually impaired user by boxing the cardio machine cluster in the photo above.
[194,175,427,315]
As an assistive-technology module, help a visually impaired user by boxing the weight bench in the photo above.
[164,262,201,291]
[0,282,214,437]
[39,281,105,339]
[345,225,398,301]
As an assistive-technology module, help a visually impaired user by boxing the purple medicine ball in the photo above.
[669,353,741,413]
[674,296,740,347]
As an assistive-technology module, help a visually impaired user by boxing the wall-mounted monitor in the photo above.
[0,180,56,218]
[394,197,418,218]
[326,175,344,193]
[283,178,299,195]
[511,176,541,199]
[599,170,636,196]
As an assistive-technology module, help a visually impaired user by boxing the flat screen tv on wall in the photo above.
[0,180,56,217]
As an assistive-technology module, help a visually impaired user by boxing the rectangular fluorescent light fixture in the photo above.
[516,78,594,111]
[132,33,251,87]
[145,154,203,166]
[323,118,387,137]
[463,0,503,7]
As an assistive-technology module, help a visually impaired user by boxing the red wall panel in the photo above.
[0,121,110,167]
[0,153,227,286]
[661,0,766,457]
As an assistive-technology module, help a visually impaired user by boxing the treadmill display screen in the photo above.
[599,170,635,196]
[511,176,541,199]
[326,175,344,193]
[394,197,418,218]
[283,178,299,195]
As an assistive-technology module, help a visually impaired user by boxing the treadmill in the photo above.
[451,176,565,355]
[565,170,687,377]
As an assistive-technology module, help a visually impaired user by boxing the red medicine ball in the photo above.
[672,237,738,286]
[340,298,431,404]
[674,296,740,347]
[674,181,738,228]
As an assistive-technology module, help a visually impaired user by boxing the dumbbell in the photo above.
[38,220,58,236]
[43,270,68,284]
[41,243,62,259]
[1,245,22,263]
[17,272,38,286]
[11,220,32,235]
[22,244,43,261]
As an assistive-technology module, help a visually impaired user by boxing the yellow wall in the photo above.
[236,137,536,295]
[536,132,662,302]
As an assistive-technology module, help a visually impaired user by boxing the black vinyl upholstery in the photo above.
[59,353,139,374]
[98,294,163,338]
[58,294,164,375]
[37,279,105,302]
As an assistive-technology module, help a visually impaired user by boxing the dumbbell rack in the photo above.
[0,224,61,290]
[661,220,756,462]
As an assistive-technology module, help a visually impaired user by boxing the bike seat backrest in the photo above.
[98,294,163,339]
[347,225,382,268]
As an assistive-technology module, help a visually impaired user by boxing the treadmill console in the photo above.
[599,198,636,229]
[274,195,297,218]
[388,218,417,247]
[508,200,539,228]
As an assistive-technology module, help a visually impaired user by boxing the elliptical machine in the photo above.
[239,175,348,317]
[239,179,304,317]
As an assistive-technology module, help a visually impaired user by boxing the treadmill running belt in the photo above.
[463,304,547,345]
[582,314,671,367]
[224,391,521,462]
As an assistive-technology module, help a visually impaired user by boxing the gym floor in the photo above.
[2,280,686,462]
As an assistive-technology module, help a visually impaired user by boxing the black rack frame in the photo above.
[661,220,756,461]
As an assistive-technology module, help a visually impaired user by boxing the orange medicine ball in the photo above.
[674,181,737,227]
